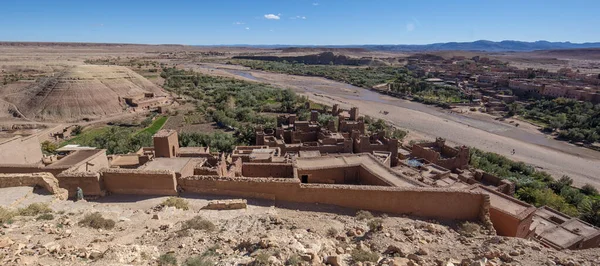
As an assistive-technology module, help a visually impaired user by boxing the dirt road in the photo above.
[188,63,600,188]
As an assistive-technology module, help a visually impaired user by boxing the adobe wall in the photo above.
[0,136,43,165]
[101,168,177,196]
[56,171,104,198]
[0,164,45,174]
[179,176,491,223]
[242,163,294,178]
[0,172,68,200]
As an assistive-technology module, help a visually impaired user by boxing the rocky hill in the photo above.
[1,65,164,122]
[0,187,598,266]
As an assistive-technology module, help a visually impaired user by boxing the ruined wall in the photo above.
[179,176,490,222]
[411,144,440,163]
[0,136,43,165]
[0,172,68,200]
[411,144,469,170]
[101,168,177,196]
[56,171,104,198]
[242,163,294,178]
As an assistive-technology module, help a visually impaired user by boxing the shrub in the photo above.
[181,216,215,232]
[253,251,270,265]
[350,248,379,262]
[458,221,480,237]
[286,254,302,266]
[18,203,52,216]
[367,218,383,232]
[355,210,373,221]
[162,197,190,210]
[36,213,54,221]
[184,256,213,266]
[78,212,116,230]
[326,227,338,237]
[0,207,15,224]
[581,184,599,196]
[159,253,177,266]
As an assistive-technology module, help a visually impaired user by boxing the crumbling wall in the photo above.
[56,171,104,197]
[179,176,490,222]
[242,163,294,178]
[0,172,68,200]
[0,136,43,165]
[101,168,177,196]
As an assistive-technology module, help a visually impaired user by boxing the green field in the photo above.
[61,127,111,147]
[137,116,168,136]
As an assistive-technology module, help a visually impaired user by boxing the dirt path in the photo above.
[187,63,600,189]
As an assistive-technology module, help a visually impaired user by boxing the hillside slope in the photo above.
[2,65,164,122]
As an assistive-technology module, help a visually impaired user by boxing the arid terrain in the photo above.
[1,43,600,188]
[2,43,600,264]
[1,186,599,266]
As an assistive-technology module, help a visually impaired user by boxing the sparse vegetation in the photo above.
[18,203,52,216]
[286,254,302,265]
[458,221,480,237]
[0,207,15,224]
[355,210,374,220]
[36,213,54,221]
[326,227,338,237]
[158,253,178,266]
[184,255,214,266]
[162,197,190,210]
[367,218,383,232]
[253,251,270,265]
[78,212,116,230]
[350,248,379,262]
[181,216,216,232]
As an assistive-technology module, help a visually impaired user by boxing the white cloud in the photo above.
[290,16,307,20]
[245,27,250,30]
[264,14,280,20]
[234,22,245,25]
[312,2,319,6]
[406,23,415,32]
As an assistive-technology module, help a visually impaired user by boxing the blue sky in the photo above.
[0,0,598,45]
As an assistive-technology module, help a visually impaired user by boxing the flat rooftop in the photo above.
[153,129,176,138]
[179,147,209,154]
[295,153,422,187]
[110,155,141,167]
[470,185,532,216]
[140,157,204,172]
[47,149,104,169]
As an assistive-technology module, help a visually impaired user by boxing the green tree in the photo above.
[41,141,58,154]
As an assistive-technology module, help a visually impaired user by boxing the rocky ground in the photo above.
[0,187,599,266]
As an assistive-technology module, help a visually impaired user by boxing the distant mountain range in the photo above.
[205,40,600,52]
